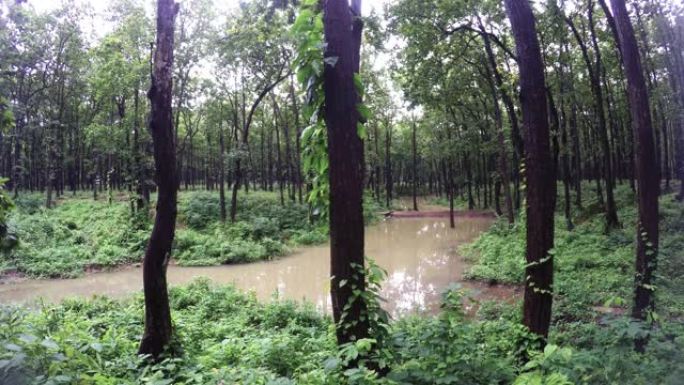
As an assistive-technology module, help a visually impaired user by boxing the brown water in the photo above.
[0,217,514,316]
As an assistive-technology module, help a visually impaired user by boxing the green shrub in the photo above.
[291,228,328,245]
[13,193,43,214]
[250,216,280,239]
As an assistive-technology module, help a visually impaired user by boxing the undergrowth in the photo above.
[0,190,383,277]
[1,279,682,384]
[1,186,683,384]
[463,184,684,321]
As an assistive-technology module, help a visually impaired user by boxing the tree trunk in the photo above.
[661,15,684,199]
[289,77,304,204]
[385,118,392,208]
[483,57,514,224]
[464,153,475,210]
[566,8,619,228]
[505,0,556,340]
[412,119,418,211]
[323,0,369,347]
[139,0,179,359]
[219,118,227,222]
[611,0,660,352]
[273,101,285,206]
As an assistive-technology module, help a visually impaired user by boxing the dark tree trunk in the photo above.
[230,97,241,222]
[219,118,227,222]
[587,1,619,229]
[133,84,148,212]
[374,124,381,201]
[139,0,179,359]
[662,15,684,200]
[412,119,418,211]
[229,72,286,218]
[273,101,285,206]
[560,100,574,231]
[323,0,369,346]
[567,56,583,209]
[505,0,556,340]
[230,157,241,222]
[566,7,619,229]
[483,57,514,224]
[611,0,660,352]
[289,77,304,203]
[464,153,475,210]
[385,118,392,208]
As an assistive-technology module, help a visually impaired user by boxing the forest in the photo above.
[0,0,683,383]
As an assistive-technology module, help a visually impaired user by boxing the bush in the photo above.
[178,191,221,229]
[291,228,328,245]
[13,193,43,214]
[1,199,146,277]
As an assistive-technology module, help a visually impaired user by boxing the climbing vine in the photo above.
[292,0,328,216]
[292,0,370,218]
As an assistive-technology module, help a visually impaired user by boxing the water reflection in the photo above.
[0,217,511,317]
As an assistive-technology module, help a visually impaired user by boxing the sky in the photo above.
[25,0,684,41]
[27,0,390,19]
[25,0,393,45]
[22,0,682,116]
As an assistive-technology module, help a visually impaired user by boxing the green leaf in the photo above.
[353,73,364,97]
[356,103,370,123]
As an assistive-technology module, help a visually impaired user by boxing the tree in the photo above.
[610,0,659,352]
[411,116,419,211]
[323,0,369,346]
[564,2,620,230]
[216,0,293,222]
[139,0,179,359]
[504,0,556,340]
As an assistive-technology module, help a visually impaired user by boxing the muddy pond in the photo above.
[0,216,516,317]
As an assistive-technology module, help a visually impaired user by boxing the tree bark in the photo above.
[610,0,660,352]
[139,0,179,359]
[323,0,369,346]
[483,58,514,224]
[385,116,392,208]
[412,119,418,211]
[566,7,619,228]
[505,0,556,340]
[289,77,304,203]
[219,114,227,222]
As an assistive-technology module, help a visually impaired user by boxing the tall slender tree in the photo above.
[411,117,419,211]
[504,0,556,340]
[324,0,369,345]
[139,0,179,358]
[610,0,660,352]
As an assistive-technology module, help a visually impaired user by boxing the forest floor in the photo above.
[1,186,683,384]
